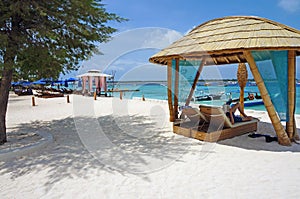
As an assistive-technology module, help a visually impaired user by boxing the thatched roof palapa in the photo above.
[149,16,300,65]
[149,16,300,146]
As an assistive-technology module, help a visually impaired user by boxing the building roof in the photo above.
[77,69,112,78]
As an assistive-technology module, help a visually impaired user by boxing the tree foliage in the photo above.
[0,0,126,144]
[0,0,126,80]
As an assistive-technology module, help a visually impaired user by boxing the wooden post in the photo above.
[32,96,35,106]
[294,121,300,140]
[287,50,297,139]
[167,60,174,122]
[244,51,291,146]
[67,95,70,103]
[185,58,206,106]
[94,92,97,100]
[237,63,248,115]
[174,58,179,119]
[120,91,123,100]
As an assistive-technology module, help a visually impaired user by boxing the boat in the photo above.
[244,99,264,107]
[194,92,224,101]
[231,92,263,107]
[195,95,212,101]
[32,89,64,98]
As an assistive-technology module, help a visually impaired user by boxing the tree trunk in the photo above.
[0,39,16,144]
[0,14,20,144]
[0,69,13,144]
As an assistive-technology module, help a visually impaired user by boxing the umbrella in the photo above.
[32,79,46,85]
[66,77,78,82]
[40,78,53,84]
[54,80,64,84]
[11,81,32,86]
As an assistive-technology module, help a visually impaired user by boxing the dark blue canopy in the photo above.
[12,81,32,86]
[32,79,47,85]
[66,77,78,82]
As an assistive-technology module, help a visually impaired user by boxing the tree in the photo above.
[0,0,126,144]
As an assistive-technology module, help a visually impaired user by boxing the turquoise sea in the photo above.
[107,82,300,114]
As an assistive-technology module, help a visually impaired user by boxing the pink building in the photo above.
[77,69,112,94]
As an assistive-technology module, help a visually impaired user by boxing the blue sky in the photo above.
[75,0,300,81]
[105,0,300,33]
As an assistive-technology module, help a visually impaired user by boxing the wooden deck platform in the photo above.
[173,119,258,142]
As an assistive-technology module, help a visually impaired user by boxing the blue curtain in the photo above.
[251,51,289,121]
[172,60,201,105]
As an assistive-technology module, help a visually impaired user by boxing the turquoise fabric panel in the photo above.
[172,60,201,105]
[251,51,289,121]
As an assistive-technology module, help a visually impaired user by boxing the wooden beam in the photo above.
[213,58,218,65]
[243,51,291,146]
[174,58,179,119]
[235,55,241,63]
[167,60,175,122]
[185,58,206,106]
[224,57,230,64]
[287,50,297,139]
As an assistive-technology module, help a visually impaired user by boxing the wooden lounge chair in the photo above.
[199,105,233,129]
[180,107,207,123]
[173,106,208,138]
[173,104,258,142]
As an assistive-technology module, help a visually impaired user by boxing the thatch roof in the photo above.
[149,16,300,65]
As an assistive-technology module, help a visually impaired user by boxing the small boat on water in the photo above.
[244,99,264,107]
[231,92,264,107]
[194,92,224,101]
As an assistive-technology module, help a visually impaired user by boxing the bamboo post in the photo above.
[294,121,300,140]
[167,60,175,122]
[185,58,206,106]
[120,91,123,100]
[287,50,297,139]
[67,95,70,103]
[244,51,291,146]
[174,58,179,119]
[237,63,248,114]
[94,91,97,100]
[32,96,35,106]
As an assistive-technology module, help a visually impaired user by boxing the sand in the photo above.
[1,93,300,198]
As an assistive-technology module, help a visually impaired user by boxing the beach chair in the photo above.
[182,106,209,129]
[197,104,259,141]
[180,106,207,123]
[173,104,258,142]
[173,106,208,138]
[199,105,233,128]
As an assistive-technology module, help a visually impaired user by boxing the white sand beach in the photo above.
[1,93,300,198]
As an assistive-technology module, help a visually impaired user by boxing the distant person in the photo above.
[223,99,253,124]
[255,92,262,99]
[248,93,255,100]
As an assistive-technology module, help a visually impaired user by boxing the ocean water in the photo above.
[109,82,300,114]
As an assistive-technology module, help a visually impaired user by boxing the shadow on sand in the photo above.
[218,121,300,152]
[0,114,203,190]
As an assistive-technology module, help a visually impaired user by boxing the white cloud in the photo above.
[141,29,182,49]
[184,26,196,35]
[78,27,183,81]
[118,64,167,81]
[278,0,300,13]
